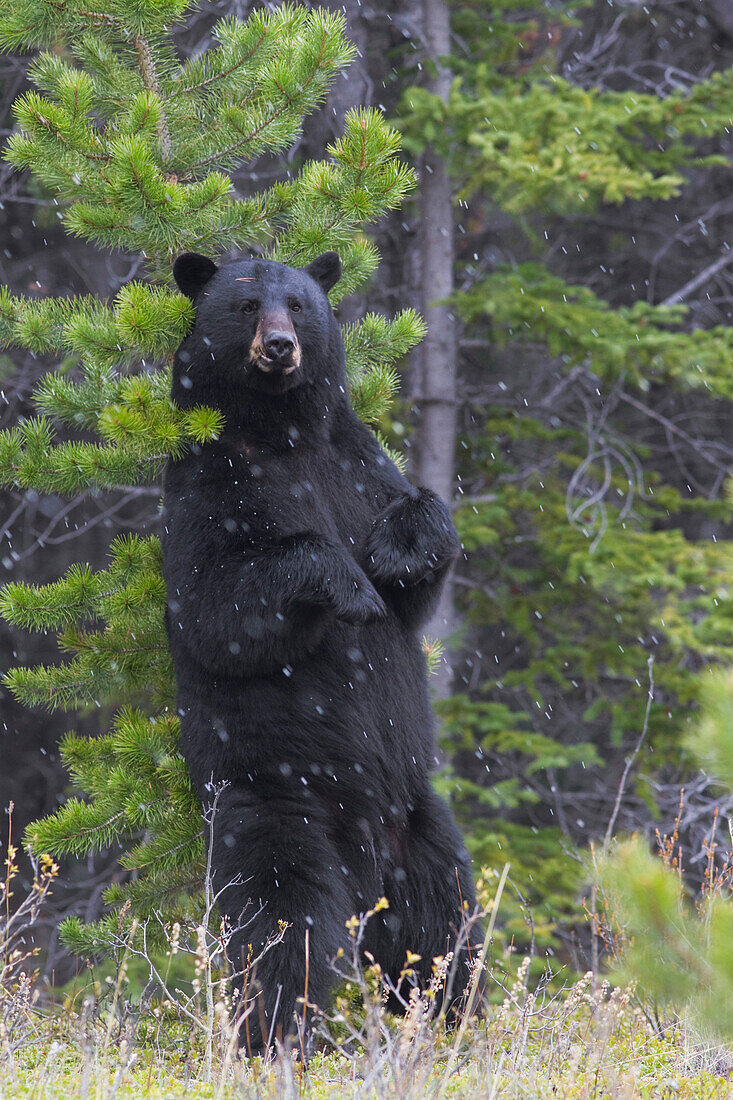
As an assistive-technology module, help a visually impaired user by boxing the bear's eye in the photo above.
[241,300,257,315]
[288,298,302,314]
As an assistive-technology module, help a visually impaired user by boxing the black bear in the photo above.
[162,250,482,1054]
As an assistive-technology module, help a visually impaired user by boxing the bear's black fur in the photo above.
[162,251,481,1054]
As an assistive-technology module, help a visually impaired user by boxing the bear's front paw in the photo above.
[293,551,387,625]
[364,488,459,588]
[328,558,387,624]
[336,579,388,625]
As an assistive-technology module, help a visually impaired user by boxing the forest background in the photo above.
[1,0,733,988]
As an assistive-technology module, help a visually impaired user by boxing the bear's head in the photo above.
[172,252,343,422]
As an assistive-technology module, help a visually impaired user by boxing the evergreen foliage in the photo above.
[0,1,422,953]
[4,0,733,979]
[600,473,733,1031]
[601,664,733,1040]
[394,0,733,961]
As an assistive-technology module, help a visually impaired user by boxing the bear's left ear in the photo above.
[304,251,341,294]
[173,253,218,300]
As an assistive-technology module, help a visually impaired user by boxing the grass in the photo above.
[2,978,732,1099]
[3,812,732,1099]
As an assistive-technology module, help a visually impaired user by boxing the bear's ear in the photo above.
[304,251,341,294]
[173,253,218,300]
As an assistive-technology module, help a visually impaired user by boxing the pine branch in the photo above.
[0,0,417,954]
[134,35,172,163]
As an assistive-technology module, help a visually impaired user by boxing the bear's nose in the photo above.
[263,332,296,361]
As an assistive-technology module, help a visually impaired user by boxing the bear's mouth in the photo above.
[254,353,298,376]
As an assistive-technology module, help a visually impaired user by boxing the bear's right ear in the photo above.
[173,253,218,300]
[304,251,342,294]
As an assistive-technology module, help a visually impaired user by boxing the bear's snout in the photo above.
[264,331,296,361]
[250,313,301,375]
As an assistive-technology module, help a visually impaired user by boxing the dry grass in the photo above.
[2,971,731,1100]
[2,808,732,1099]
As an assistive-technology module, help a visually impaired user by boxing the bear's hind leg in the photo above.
[369,788,485,1020]
[205,781,355,1057]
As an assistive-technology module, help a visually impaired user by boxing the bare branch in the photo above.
[604,656,655,852]
[661,249,733,307]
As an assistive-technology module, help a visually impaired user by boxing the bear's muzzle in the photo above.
[250,313,301,375]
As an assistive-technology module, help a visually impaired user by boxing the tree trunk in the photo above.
[414,0,457,695]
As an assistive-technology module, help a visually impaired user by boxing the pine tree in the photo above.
[0,0,422,953]
[395,0,733,962]
[601,657,733,1041]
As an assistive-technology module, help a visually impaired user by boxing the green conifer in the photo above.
[397,0,733,961]
[0,0,422,953]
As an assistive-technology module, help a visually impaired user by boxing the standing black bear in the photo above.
[162,250,482,1053]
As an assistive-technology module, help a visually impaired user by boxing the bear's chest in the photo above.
[220,439,386,549]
